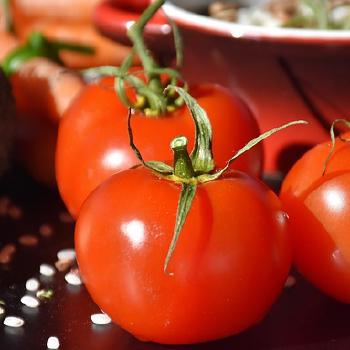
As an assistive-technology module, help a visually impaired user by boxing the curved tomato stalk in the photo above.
[82,0,184,116]
[322,118,350,175]
[128,86,307,273]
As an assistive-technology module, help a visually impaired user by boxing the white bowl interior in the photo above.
[164,2,350,43]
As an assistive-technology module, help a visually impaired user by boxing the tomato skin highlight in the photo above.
[56,78,262,218]
[75,167,291,344]
[280,135,350,303]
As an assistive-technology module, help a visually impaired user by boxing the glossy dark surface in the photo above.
[1,171,350,349]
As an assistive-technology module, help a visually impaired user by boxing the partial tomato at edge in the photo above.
[75,167,291,344]
[280,134,350,303]
[56,77,262,218]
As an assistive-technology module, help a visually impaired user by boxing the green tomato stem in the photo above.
[171,136,195,179]
[127,0,164,90]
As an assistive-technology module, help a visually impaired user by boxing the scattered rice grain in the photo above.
[55,259,73,272]
[39,224,54,237]
[47,336,60,349]
[40,264,56,277]
[65,270,82,286]
[26,278,40,292]
[0,244,16,264]
[18,234,39,247]
[57,248,76,261]
[4,316,25,327]
[20,295,40,308]
[90,313,112,325]
[8,205,22,220]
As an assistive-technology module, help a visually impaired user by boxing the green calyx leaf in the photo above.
[198,120,308,183]
[323,118,350,176]
[128,108,174,175]
[1,32,94,76]
[164,183,197,273]
[165,85,215,174]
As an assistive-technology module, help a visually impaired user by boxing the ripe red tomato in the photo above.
[75,167,291,344]
[56,77,262,217]
[280,132,350,302]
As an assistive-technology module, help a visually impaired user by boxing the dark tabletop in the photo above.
[0,170,350,350]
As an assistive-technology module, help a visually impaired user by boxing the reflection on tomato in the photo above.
[280,133,350,302]
[75,167,291,344]
[56,77,262,218]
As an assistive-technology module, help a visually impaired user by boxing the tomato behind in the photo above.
[75,167,291,344]
[56,78,262,218]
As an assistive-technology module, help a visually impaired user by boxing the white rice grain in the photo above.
[26,278,40,292]
[21,295,40,308]
[4,316,25,327]
[47,336,60,349]
[65,271,82,286]
[90,313,112,325]
[40,264,56,277]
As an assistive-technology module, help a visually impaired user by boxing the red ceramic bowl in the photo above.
[94,1,350,175]
[94,0,174,60]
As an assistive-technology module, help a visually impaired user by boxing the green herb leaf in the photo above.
[36,289,54,300]
[164,183,197,273]
[1,32,94,76]
[165,85,215,174]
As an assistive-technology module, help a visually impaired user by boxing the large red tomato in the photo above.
[280,132,350,302]
[75,166,291,344]
[56,77,262,217]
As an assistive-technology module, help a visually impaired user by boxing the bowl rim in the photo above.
[163,2,350,45]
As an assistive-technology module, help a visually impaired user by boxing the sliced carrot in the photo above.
[11,57,85,123]
[28,23,133,68]
[11,0,100,26]
[0,31,19,61]
[11,0,133,68]
[11,57,86,186]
